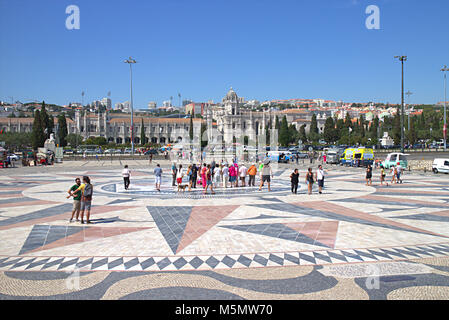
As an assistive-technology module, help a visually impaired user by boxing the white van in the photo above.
[432,158,449,174]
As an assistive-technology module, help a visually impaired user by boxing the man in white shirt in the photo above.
[239,164,248,187]
[122,165,131,190]
[316,165,326,194]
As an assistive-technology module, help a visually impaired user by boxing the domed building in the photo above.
[207,88,276,146]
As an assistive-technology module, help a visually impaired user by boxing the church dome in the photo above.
[223,87,238,103]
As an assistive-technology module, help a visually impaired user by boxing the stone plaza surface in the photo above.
[0,161,449,299]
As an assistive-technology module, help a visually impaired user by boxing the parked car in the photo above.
[144,149,158,155]
[326,150,340,164]
[7,153,20,161]
[123,148,133,154]
[432,158,449,174]
[382,153,408,169]
[296,152,309,159]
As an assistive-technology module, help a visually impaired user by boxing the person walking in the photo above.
[154,164,162,191]
[396,162,403,184]
[222,163,229,188]
[204,164,215,195]
[316,165,326,194]
[365,164,373,186]
[234,163,240,187]
[191,163,198,188]
[171,163,177,186]
[248,163,257,187]
[214,164,221,188]
[239,163,248,187]
[176,164,184,186]
[306,168,314,195]
[290,169,299,194]
[201,163,208,189]
[259,160,273,192]
[67,178,82,222]
[122,165,131,190]
[229,163,237,188]
[187,165,193,191]
[380,164,388,186]
[390,165,397,184]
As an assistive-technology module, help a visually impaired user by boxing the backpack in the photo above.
[83,183,93,199]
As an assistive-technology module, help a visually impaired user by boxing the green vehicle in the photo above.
[382,153,408,169]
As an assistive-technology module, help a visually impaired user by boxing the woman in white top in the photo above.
[214,164,221,188]
[176,164,184,185]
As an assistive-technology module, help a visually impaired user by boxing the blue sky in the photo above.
[0,0,448,108]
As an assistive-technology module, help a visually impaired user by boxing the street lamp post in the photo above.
[178,93,181,119]
[395,55,407,153]
[124,57,137,155]
[405,90,413,131]
[441,65,448,151]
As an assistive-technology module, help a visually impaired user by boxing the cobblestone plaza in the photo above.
[0,160,448,299]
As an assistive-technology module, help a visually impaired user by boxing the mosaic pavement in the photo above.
[1,165,449,299]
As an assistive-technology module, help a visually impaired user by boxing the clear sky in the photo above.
[0,0,448,108]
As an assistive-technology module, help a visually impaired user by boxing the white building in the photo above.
[380,132,394,147]
[100,98,112,110]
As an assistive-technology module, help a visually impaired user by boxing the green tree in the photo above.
[200,120,207,149]
[299,124,307,143]
[358,115,365,137]
[40,101,50,139]
[57,114,68,147]
[140,118,146,145]
[323,117,336,143]
[32,109,45,150]
[335,118,344,141]
[279,116,289,147]
[66,133,83,148]
[265,120,271,146]
[189,114,194,142]
[1,132,33,150]
[392,108,401,145]
[407,117,417,145]
[288,124,299,145]
[308,114,320,142]
[344,112,352,129]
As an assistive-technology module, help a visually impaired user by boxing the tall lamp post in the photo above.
[405,90,413,131]
[441,65,448,151]
[124,57,137,155]
[395,55,407,153]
